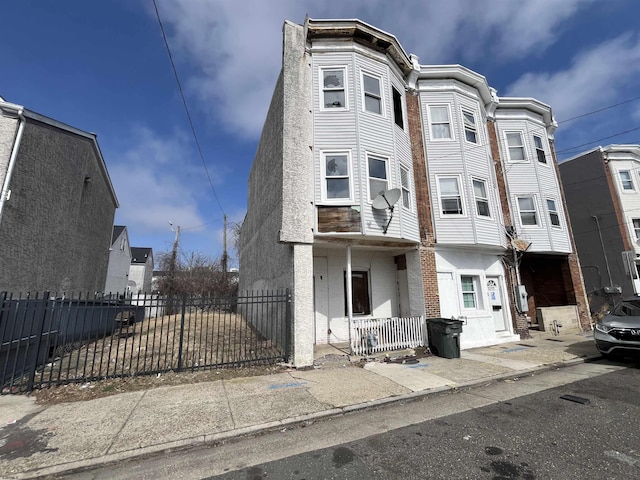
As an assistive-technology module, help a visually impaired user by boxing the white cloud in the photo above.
[109,126,207,233]
[505,33,640,122]
[152,0,594,139]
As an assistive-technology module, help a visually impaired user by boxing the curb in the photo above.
[10,352,602,479]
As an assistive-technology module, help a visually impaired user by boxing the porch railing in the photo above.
[350,316,426,355]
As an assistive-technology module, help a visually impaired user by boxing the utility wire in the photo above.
[152,0,225,217]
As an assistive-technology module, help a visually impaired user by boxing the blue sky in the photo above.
[1,0,639,267]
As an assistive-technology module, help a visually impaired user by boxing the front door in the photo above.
[313,257,329,344]
[487,277,507,331]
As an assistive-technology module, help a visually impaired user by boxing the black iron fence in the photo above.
[0,289,291,394]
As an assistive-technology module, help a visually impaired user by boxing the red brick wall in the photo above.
[406,92,440,317]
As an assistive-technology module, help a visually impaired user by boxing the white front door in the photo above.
[487,277,507,331]
[437,272,459,318]
[313,257,329,344]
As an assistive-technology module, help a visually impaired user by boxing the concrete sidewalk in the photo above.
[0,331,599,479]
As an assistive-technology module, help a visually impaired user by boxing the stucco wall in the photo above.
[0,115,19,189]
[0,120,116,293]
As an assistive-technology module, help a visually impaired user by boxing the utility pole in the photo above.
[222,214,228,279]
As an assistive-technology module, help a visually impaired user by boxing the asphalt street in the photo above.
[58,358,640,480]
[207,359,640,479]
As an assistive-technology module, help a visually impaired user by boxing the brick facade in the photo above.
[406,92,440,318]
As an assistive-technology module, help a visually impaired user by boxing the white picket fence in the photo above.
[350,316,427,355]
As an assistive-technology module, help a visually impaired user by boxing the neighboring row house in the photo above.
[239,18,590,366]
[0,96,118,294]
[559,145,640,315]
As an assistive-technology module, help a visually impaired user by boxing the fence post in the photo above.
[27,292,50,393]
[284,289,292,363]
[176,293,187,372]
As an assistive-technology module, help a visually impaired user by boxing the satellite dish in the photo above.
[372,188,401,210]
[371,188,401,234]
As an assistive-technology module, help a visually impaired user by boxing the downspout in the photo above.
[592,215,613,286]
[0,108,26,225]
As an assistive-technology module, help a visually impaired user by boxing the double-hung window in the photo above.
[429,105,452,140]
[322,68,346,109]
[400,165,411,209]
[620,170,635,191]
[506,131,526,161]
[633,219,640,240]
[472,179,490,217]
[323,152,351,200]
[392,87,404,128]
[517,197,538,226]
[368,155,388,200]
[546,199,560,227]
[439,176,463,215]
[462,109,477,143]
[461,276,478,308]
[533,135,546,163]
[362,73,382,114]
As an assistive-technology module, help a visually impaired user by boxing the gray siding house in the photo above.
[0,96,118,294]
[104,225,131,295]
[559,145,640,315]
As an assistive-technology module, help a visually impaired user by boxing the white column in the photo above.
[346,244,353,352]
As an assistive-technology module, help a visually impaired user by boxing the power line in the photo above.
[152,0,225,217]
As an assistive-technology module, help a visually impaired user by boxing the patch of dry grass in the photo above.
[19,309,286,399]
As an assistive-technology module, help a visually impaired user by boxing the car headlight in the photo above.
[595,323,613,334]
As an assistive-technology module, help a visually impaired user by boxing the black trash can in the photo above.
[427,318,463,358]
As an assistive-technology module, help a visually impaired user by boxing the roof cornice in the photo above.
[304,18,415,77]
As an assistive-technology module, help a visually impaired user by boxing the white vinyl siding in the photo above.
[312,49,419,242]
[321,67,347,110]
[429,105,453,140]
[496,114,572,253]
[505,131,526,162]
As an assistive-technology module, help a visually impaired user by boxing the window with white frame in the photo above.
[362,73,382,114]
[462,109,477,143]
[429,105,452,140]
[505,131,526,161]
[533,135,546,163]
[400,165,411,209]
[461,276,479,309]
[633,219,640,240]
[392,87,404,128]
[323,152,351,200]
[473,179,490,217]
[517,197,538,226]
[321,68,346,109]
[368,155,388,200]
[546,199,560,227]
[619,170,635,191]
[438,176,463,215]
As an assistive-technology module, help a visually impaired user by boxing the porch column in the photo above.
[346,244,353,351]
[292,243,314,367]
